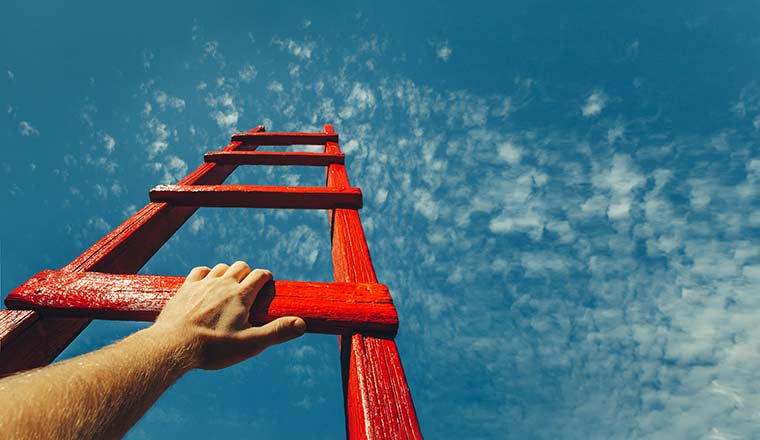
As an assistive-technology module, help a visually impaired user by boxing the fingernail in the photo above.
[291,318,306,336]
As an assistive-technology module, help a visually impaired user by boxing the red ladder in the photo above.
[0,124,423,439]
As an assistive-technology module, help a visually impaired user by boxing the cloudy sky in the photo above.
[2,1,760,438]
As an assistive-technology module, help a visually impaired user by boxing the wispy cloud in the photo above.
[273,37,316,60]
[42,31,760,440]
[339,82,376,119]
[155,90,186,112]
[435,41,452,62]
[238,64,257,82]
[582,89,607,117]
[102,133,116,153]
[145,116,170,158]
[18,121,39,136]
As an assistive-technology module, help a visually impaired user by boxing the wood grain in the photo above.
[149,184,363,210]
[324,124,423,439]
[204,151,345,166]
[5,270,398,337]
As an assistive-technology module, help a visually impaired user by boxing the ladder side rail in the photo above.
[323,124,423,439]
[0,126,265,376]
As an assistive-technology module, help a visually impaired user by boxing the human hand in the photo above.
[152,262,306,370]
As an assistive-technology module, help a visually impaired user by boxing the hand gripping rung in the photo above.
[5,270,398,337]
[149,184,363,209]
[204,151,345,166]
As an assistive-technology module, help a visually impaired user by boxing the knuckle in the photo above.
[274,320,289,340]
[253,268,273,278]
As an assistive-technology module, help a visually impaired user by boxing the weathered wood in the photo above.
[5,270,398,337]
[204,151,345,166]
[0,309,37,347]
[231,131,338,145]
[324,124,423,439]
[0,126,266,376]
[149,184,363,210]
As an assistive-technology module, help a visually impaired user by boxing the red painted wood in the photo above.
[323,124,423,439]
[204,151,345,166]
[5,270,398,337]
[0,315,94,378]
[149,184,363,210]
[231,131,338,145]
[0,309,37,347]
[0,126,266,376]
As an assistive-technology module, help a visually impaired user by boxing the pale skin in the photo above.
[0,261,306,440]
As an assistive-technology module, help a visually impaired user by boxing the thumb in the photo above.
[238,317,306,354]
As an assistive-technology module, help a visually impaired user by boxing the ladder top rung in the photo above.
[5,270,398,338]
[149,184,362,210]
[231,132,338,145]
[204,151,345,166]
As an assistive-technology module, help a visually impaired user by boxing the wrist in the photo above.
[138,324,201,375]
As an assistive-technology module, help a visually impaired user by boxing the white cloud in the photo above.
[267,81,284,93]
[591,154,645,220]
[489,208,544,239]
[188,216,205,235]
[607,122,625,144]
[7,70,14,80]
[87,216,111,232]
[204,40,219,58]
[582,90,607,117]
[45,39,760,440]
[205,92,240,132]
[497,141,522,165]
[238,64,257,82]
[19,121,39,136]
[339,82,376,119]
[593,154,645,197]
[375,188,388,204]
[212,110,239,129]
[154,90,186,111]
[413,188,439,221]
[102,133,116,153]
[273,38,316,60]
[521,252,571,276]
[145,118,170,158]
[155,155,188,183]
[435,41,452,62]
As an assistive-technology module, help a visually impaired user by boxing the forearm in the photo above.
[0,325,194,440]
[0,262,304,439]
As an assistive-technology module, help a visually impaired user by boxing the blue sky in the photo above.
[2,1,760,438]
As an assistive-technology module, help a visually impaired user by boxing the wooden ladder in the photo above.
[0,124,423,439]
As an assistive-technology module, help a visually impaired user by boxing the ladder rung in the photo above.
[231,131,338,145]
[204,151,345,166]
[149,184,363,209]
[5,270,398,337]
